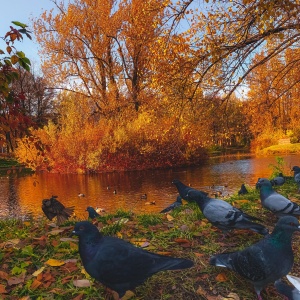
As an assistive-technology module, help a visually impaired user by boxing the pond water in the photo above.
[0,153,300,220]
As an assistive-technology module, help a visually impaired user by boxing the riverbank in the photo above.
[256,142,300,156]
[0,180,299,299]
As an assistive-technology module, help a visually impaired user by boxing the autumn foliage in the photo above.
[10,1,300,172]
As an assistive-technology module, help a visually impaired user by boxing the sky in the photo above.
[1,0,58,71]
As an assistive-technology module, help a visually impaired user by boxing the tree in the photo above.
[0,22,33,152]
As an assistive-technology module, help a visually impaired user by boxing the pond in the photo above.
[0,153,299,220]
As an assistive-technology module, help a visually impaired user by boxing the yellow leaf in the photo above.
[45,259,65,267]
[166,214,174,221]
[10,55,19,65]
[182,199,188,205]
[32,266,45,276]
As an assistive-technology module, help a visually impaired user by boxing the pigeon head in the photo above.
[292,166,300,174]
[274,216,300,233]
[72,221,101,238]
[255,178,272,189]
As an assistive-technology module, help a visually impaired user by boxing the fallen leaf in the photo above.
[47,229,65,235]
[0,271,9,280]
[221,292,240,300]
[7,276,24,286]
[0,284,7,294]
[166,214,174,221]
[174,238,190,244]
[30,279,42,290]
[45,259,65,267]
[32,266,45,276]
[73,279,91,287]
[60,237,78,242]
[216,273,228,282]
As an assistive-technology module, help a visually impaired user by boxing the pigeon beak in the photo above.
[69,230,76,237]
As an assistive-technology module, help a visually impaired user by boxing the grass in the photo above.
[1,182,300,299]
[257,142,300,155]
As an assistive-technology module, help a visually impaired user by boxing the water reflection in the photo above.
[0,154,300,219]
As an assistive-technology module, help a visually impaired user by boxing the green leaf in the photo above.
[11,21,27,28]
[4,59,12,66]
[16,51,25,58]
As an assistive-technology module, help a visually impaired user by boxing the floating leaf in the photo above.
[73,279,91,287]
[45,259,65,267]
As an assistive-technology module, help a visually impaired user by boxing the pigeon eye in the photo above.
[289,222,296,226]
[79,226,85,230]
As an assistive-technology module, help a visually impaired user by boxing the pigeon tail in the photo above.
[274,280,297,299]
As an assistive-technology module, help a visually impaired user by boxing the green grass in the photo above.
[1,182,300,299]
[257,143,300,155]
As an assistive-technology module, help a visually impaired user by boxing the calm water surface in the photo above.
[1,153,300,219]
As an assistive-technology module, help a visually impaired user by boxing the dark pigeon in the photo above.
[292,166,300,192]
[275,275,300,300]
[238,183,248,195]
[256,178,300,216]
[160,196,182,213]
[172,179,208,202]
[270,173,285,186]
[86,206,100,219]
[72,221,194,298]
[42,195,74,225]
[187,188,268,235]
[210,216,300,300]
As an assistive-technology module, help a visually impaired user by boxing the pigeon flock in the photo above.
[38,166,300,299]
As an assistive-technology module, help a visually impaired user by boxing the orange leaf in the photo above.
[0,271,9,280]
[174,238,190,244]
[0,284,7,294]
[30,279,42,290]
[215,272,228,282]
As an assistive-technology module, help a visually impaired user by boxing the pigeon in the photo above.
[187,188,268,235]
[172,179,208,202]
[238,183,248,195]
[160,196,182,213]
[292,166,300,192]
[72,221,194,299]
[42,195,74,225]
[78,193,85,197]
[210,216,300,300]
[86,206,100,219]
[275,275,300,300]
[270,173,285,186]
[256,178,300,216]
[140,194,147,200]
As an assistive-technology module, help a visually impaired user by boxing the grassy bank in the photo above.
[257,143,300,156]
[1,180,300,299]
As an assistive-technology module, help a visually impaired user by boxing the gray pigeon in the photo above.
[86,206,100,219]
[187,188,268,235]
[256,178,300,216]
[160,195,182,213]
[270,173,285,186]
[238,183,248,195]
[210,216,300,300]
[292,166,300,192]
[275,276,300,300]
[72,221,194,298]
[172,179,208,202]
